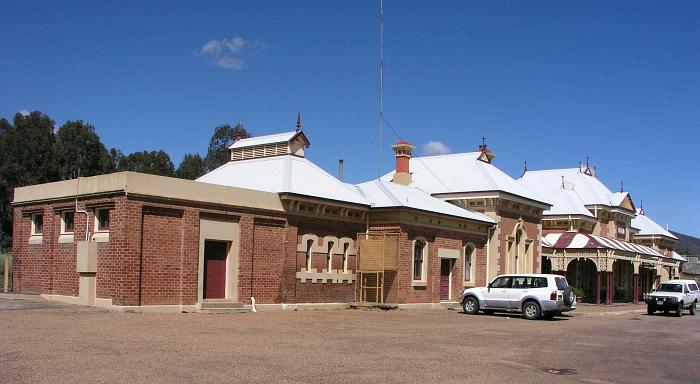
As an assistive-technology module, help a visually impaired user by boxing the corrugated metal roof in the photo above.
[197,155,369,206]
[355,180,495,223]
[542,232,664,257]
[380,152,549,205]
[228,131,301,149]
[631,209,678,240]
[519,168,619,207]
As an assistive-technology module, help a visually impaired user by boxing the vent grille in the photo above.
[230,142,290,161]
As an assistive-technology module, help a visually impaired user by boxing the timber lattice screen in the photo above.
[356,233,399,304]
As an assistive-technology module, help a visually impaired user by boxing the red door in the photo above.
[204,241,228,299]
[440,259,451,300]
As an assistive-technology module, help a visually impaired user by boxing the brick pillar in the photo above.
[596,271,601,304]
[633,274,640,304]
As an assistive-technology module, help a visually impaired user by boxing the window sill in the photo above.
[411,281,427,288]
[92,232,110,243]
[58,234,75,244]
[28,235,43,245]
[463,282,475,288]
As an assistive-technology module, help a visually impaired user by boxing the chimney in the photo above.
[338,159,344,182]
[391,141,415,185]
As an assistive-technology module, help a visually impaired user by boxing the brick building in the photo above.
[11,128,494,312]
[518,165,682,304]
[381,144,551,285]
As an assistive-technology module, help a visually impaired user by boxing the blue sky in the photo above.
[1,1,698,236]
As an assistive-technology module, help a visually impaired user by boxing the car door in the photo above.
[483,276,512,309]
[507,276,529,309]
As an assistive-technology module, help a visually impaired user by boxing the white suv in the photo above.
[459,274,576,320]
[644,279,698,317]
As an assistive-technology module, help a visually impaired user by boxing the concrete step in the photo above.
[200,300,244,310]
[200,307,248,314]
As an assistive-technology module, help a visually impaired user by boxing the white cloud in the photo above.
[216,57,246,70]
[198,36,262,70]
[18,109,30,116]
[421,141,451,156]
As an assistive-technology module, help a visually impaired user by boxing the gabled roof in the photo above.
[631,209,678,240]
[197,155,369,206]
[671,251,687,262]
[355,180,495,224]
[542,232,664,258]
[544,188,595,218]
[228,131,309,149]
[380,152,549,206]
[519,168,632,211]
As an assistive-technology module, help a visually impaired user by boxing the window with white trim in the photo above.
[464,244,475,283]
[94,208,110,232]
[327,241,334,272]
[31,213,44,235]
[413,239,427,281]
[342,243,349,273]
[61,211,75,234]
[305,239,314,272]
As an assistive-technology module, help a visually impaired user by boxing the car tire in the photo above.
[462,297,479,315]
[675,303,683,317]
[563,287,574,306]
[691,303,697,316]
[522,301,541,320]
[647,306,654,315]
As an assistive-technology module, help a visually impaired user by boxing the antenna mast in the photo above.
[378,0,384,178]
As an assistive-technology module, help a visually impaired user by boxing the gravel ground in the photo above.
[1,296,697,384]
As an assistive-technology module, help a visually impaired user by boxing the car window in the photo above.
[512,277,527,288]
[555,277,568,290]
[531,277,548,288]
[689,284,699,292]
[491,277,512,289]
[657,283,682,293]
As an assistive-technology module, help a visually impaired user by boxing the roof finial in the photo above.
[620,180,624,192]
[481,136,486,149]
[296,111,302,132]
[639,200,645,215]
[524,160,528,172]
[578,160,582,172]
[586,156,590,168]
[561,175,565,189]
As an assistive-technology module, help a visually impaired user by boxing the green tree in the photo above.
[175,153,206,180]
[0,111,57,249]
[205,123,250,171]
[55,120,115,179]
[117,150,175,176]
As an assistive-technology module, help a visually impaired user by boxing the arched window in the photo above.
[327,241,334,272]
[413,240,426,281]
[305,239,314,272]
[464,244,475,283]
[514,229,522,273]
[342,243,350,273]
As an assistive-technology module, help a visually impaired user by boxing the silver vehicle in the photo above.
[459,274,576,320]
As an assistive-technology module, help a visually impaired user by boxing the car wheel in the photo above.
[522,301,541,320]
[462,297,479,315]
[691,303,697,316]
[647,306,654,315]
[675,303,683,317]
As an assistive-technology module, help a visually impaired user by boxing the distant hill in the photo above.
[671,231,700,256]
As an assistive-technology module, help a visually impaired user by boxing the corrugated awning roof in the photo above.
[542,232,665,258]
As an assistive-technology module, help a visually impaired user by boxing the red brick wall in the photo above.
[13,193,489,306]
[498,211,541,274]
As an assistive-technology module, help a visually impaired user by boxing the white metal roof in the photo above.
[671,251,687,262]
[197,155,369,206]
[228,131,300,149]
[380,152,549,205]
[631,209,678,240]
[519,168,628,209]
[355,180,495,224]
[544,187,595,217]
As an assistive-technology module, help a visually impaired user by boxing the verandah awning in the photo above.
[541,232,664,258]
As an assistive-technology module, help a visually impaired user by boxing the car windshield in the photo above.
[657,284,682,293]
